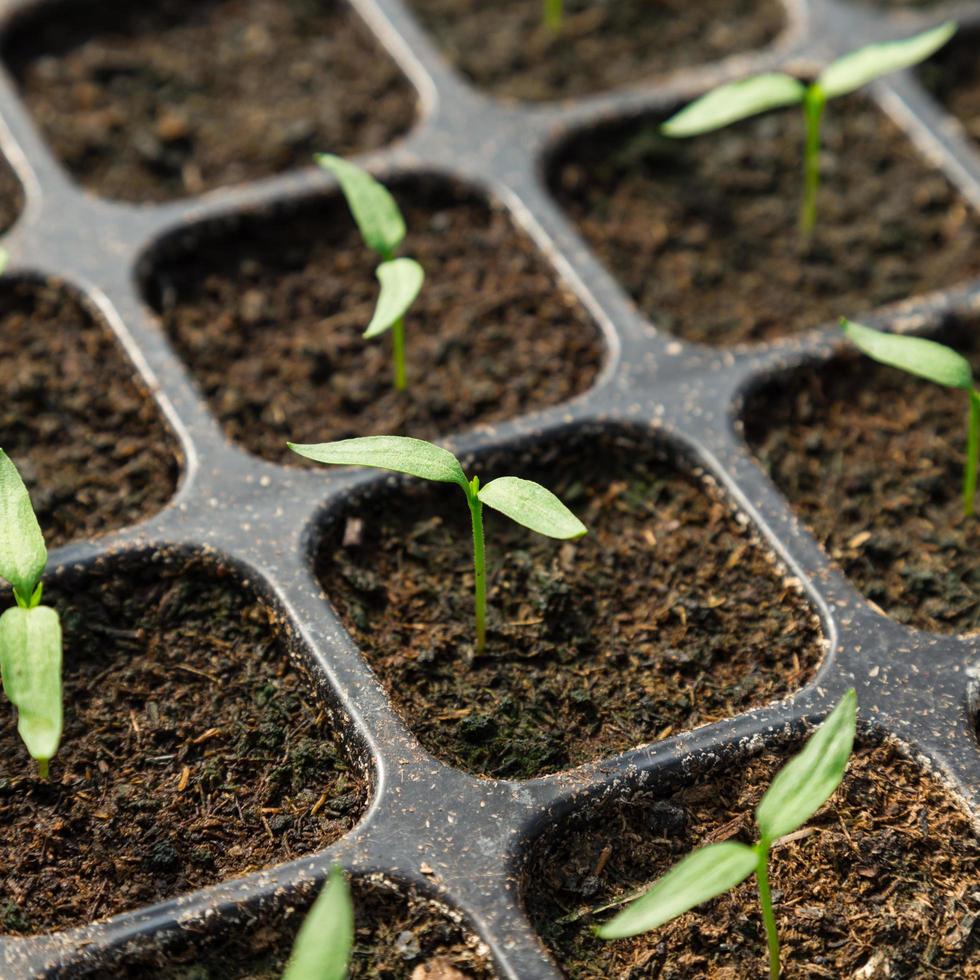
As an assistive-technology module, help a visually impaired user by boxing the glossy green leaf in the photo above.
[756,689,856,842]
[282,866,354,980]
[288,436,468,487]
[662,74,805,137]
[0,605,62,773]
[819,22,957,99]
[364,258,424,339]
[841,318,973,391]
[478,476,587,539]
[315,154,405,258]
[0,449,47,602]
[596,841,757,939]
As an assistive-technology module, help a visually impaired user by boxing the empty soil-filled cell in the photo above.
[315,429,824,780]
[551,95,980,346]
[146,179,602,464]
[920,30,980,147]
[0,279,179,547]
[0,552,367,936]
[0,151,23,233]
[3,0,416,202]
[407,0,784,102]
[744,317,980,635]
[525,740,980,977]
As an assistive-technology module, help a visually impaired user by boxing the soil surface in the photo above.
[408,0,784,103]
[0,152,23,233]
[0,553,367,935]
[526,740,980,978]
[4,0,416,202]
[316,431,824,779]
[0,279,179,548]
[147,178,602,465]
[744,317,980,635]
[551,95,980,346]
[920,31,980,147]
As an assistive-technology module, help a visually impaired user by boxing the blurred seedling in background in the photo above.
[0,450,63,778]
[544,0,563,32]
[662,22,956,237]
[288,435,587,653]
[841,317,980,517]
[282,866,353,980]
[597,690,857,980]
[316,155,424,391]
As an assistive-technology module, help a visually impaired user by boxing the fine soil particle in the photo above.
[0,152,23,234]
[743,317,980,635]
[0,553,367,936]
[0,279,180,548]
[920,31,980,148]
[316,430,824,780]
[146,179,602,465]
[407,0,784,103]
[551,95,980,346]
[525,740,980,978]
[3,0,416,202]
[91,878,492,979]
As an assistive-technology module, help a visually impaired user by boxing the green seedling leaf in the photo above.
[288,436,468,487]
[478,476,587,540]
[0,449,47,602]
[756,689,856,842]
[282,866,354,980]
[596,841,757,939]
[819,21,957,99]
[662,74,806,137]
[315,154,405,258]
[840,318,973,390]
[0,247,8,276]
[0,605,62,775]
[364,258,425,339]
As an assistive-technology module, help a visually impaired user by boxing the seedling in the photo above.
[283,866,353,980]
[315,154,424,392]
[662,22,956,236]
[597,689,857,980]
[288,435,587,652]
[0,450,63,777]
[544,0,562,32]
[841,317,980,517]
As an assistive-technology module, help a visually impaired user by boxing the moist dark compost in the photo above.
[0,151,23,233]
[0,553,367,936]
[526,740,980,978]
[3,0,416,202]
[315,430,824,780]
[920,30,980,147]
[145,179,602,465]
[551,95,980,346]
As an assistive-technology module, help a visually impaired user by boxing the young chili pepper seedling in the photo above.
[596,689,857,980]
[315,154,424,392]
[840,317,980,517]
[0,449,63,777]
[282,866,353,980]
[661,22,956,236]
[288,435,587,653]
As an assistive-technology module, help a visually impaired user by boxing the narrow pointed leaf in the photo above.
[288,436,468,487]
[283,866,354,980]
[0,605,62,768]
[819,22,957,99]
[596,841,757,939]
[756,689,856,841]
[662,74,805,137]
[315,154,405,258]
[841,318,973,390]
[364,258,424,339]
[0,449,47,601]
[478,477,587,539]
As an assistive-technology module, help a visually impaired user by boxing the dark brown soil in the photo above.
[407,0,784,103]
[0,553,367,936]
[3,0,416,202]
[145,179,602,465]
[920,31,980,148]
[315,430,824,780]
[0,152,23,233]
[0,279,180,548]
[551,95,980,346]
[526,740,980,978]
[743,317,980,635]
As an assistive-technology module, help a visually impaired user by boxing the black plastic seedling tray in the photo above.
[0,0,979,976]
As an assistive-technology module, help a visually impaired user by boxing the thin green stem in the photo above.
[964,390,980,517]
[800,84,826,239]
[467,478,487,653]
[755,841,780,980]
[544,0,562,31]
[37,758,49,780]
[392,317,407,391]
